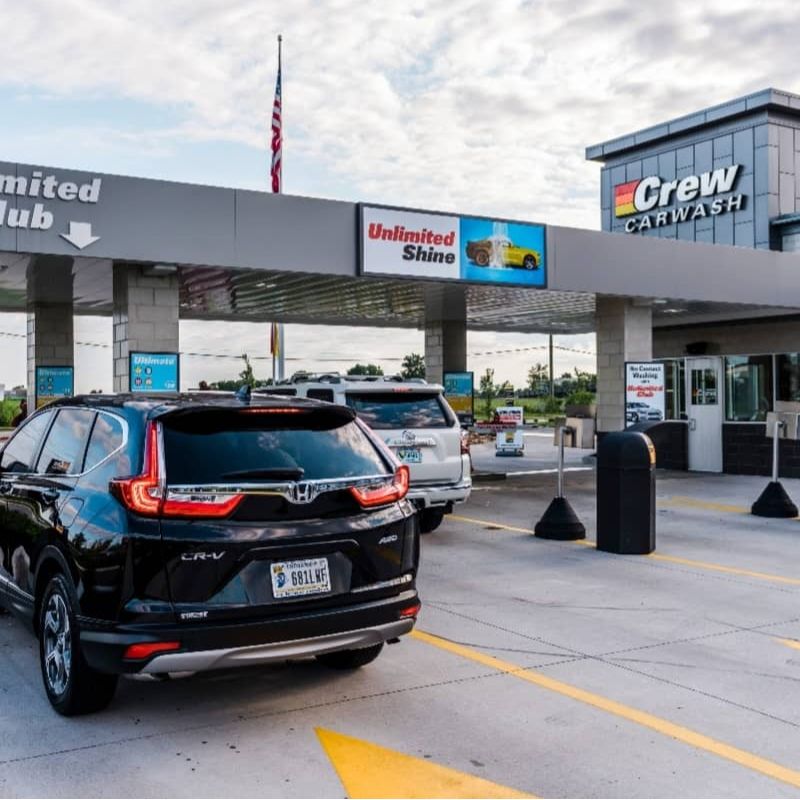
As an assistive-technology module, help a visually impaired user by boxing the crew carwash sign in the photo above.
[614,164,744,233]
[0,171,102,249]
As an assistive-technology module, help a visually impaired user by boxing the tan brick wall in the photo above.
[595,296,652,432]
[113,265,179,392]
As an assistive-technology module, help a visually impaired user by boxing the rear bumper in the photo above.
[79,589,419,675]
[407,476,472,509]
[139,619,413,674]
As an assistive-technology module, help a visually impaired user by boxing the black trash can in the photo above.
[596,431,656,554]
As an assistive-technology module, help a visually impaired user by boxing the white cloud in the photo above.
[0,0,793,388]
[4,0,798,225]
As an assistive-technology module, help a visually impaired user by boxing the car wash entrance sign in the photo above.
[615,164,744,233]
[360,205,546,287]
[625,362,665,427]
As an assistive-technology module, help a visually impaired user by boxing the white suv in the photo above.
[257,374,472,532]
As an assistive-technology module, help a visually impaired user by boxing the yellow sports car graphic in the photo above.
[465,235,541,270]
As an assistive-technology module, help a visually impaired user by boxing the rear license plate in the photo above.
[397,447,422,463]
[271,557,331,599]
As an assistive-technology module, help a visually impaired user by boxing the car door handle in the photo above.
[689,418,697,431]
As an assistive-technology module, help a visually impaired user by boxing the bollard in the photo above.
[534,425,586,540]
[751,419,798,518]
[596,431,655,554]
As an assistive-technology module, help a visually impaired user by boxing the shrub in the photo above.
[565,390,595,407]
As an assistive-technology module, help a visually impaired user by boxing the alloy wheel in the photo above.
[43,593,72,696]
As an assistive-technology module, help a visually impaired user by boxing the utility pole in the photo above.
[549,334,554,399]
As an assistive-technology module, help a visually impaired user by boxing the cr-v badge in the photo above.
[181,552,225,561]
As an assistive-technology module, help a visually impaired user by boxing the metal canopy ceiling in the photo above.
[0,252,794,334]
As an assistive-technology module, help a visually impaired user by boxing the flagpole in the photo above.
[271,34,285,383]
[277,35,285,381]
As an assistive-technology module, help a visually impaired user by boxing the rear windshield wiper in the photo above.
[220,468,305,481]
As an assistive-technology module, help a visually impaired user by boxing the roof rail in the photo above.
[281,371,428,385]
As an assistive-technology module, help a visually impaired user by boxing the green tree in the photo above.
[347,363,384,376]
[573,368,596,392]
[239,354,256,388]
[479,368,497,420]
[527,362,548,394]
[499,380,515,399]
[400,353,426,379]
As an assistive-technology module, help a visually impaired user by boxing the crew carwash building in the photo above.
[2,87,800,476]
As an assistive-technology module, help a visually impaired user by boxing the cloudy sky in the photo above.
[1,0,798,391]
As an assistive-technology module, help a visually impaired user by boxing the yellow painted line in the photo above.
[448,515,800,586]
[776,638,800,652]
[316,727,534,799]
[450,514,534,535]
[411,630,800,791]
[648,553,800,586]
[660,495,750,515]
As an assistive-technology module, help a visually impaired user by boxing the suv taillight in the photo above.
[350,465,410,508]
[110,422,162,516]
[110,421,244,519]
[460,428,471,456]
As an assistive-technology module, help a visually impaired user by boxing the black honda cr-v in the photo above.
[0,393,420,715]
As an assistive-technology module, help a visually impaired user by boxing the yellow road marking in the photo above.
[316,727,534,799]
[448,515,800,586]
[450,514,533,535]
[411,630,800,791]
[776,638,800,652]
[660,495,750,514]
[648,553,800,585]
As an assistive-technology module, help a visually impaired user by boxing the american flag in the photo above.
[270,321,280,358]
[270,41,282,193]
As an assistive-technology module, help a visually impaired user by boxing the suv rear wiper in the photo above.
[220,468,305,481]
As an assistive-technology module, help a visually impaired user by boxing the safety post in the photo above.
[534,425,586,540]
[751,418,798,518]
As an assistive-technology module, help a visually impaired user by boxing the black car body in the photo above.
[0,394,420,714]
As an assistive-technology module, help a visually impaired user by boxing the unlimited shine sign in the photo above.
[361,206,460,279]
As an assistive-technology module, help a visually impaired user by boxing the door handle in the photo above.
[689,418,697,431]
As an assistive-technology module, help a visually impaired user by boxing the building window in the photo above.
[661,359,686,420]
[724,355,773,421]
[691,368,718,405]
[777,353,800,402]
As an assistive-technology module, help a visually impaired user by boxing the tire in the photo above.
[39,574,118,716]
[474,250,490,267]
[419,508,445,534]
[523,254,537,270]
[316,642,384,670]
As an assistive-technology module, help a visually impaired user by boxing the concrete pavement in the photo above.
[2,470,800,797]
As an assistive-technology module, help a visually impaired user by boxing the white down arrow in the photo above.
[60,222,101,250]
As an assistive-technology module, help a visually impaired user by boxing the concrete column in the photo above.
[424,285,467,385]
[26,257,74,410]
[595,295,652,433]
[113,264,180,392]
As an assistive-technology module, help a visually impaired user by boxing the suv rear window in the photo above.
[345,391,452,429]
[161,407,389,484]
